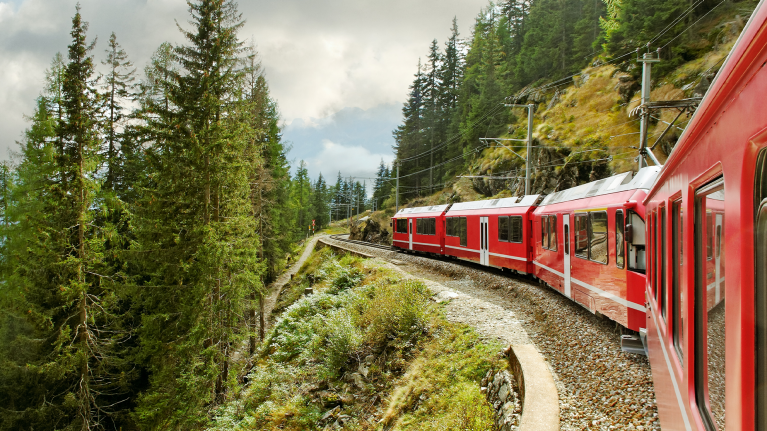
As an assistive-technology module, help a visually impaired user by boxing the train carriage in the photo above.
[532,167,659,331]
[442,195,541,273]
[391,205,449,254]
[642,2,767,429]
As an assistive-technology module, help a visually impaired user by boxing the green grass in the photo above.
[207,252,502,431]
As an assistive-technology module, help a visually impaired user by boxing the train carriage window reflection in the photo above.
[589,212,608,264]
[542,216,550,249]
[550,215,558,251]
[499,216,509,242]
[575,214,589,258]
[627,211,646,273]
[694,178,726,430]
[616,210,625,269]
[459,217,467,247]
[672,201,684,362]
[510,216,523,243]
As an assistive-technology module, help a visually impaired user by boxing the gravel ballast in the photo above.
[323,236,660,431]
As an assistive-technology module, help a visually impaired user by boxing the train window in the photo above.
[499,216,509,242]
[575,214,589,258]
[706,212,714,260]
[416,218,423,235]
[510,216,523,243]
[396,218,408,234]
[446,217,454,236]
[417,218,436,235]
[627,211,646,273]
[458,217,467,247]
[550,215,558,251]
[649,211,658,303]
[589,212,608,264]
[672,200,684,362]
[661,206,667,320]
[756,148,767,431]
[542,216,550,249]
[694,178,726,430]
[616,210,625,269]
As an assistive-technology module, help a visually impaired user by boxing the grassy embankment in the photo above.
[209,247,504,430]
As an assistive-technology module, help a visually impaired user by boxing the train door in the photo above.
[408,219,413,250]
[714,214,723,303]
[480,217,489,265]
[563,214,572,298]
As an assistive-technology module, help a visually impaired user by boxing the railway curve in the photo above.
[322,234,660,430]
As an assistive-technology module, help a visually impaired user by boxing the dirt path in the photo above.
[262,234,323,332]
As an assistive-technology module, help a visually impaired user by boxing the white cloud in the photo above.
[0,0,488,170]
[308,140,394,192]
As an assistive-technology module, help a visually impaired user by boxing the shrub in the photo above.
[361,279,431,347]
[308,308,364,380]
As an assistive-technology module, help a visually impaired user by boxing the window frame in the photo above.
[588,211,609,265]
[574,213,589,258]
[616,210,625,269]
[498,216,510,242]
[694,177,726,431]
[395,218,408,234]
[550,215,558,251]
[661,205,668,321]
[672,199,684,362]
[509,216,523,243]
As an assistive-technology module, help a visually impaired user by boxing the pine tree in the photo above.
[101,32,135,191]
[133,0,260,426]
[292,160,311,237]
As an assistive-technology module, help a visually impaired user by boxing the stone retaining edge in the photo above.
[506,344,560,430]
[316,237,376,259]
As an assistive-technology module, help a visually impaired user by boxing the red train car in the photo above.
[532,167,659,331]
[442,195,542,273]
[391,205,449,254]
[642,3,767,429]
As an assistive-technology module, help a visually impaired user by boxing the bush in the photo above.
[361,279,431,347]
[308,308,363,380]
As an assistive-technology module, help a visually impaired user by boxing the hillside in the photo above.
[389,0,757,208]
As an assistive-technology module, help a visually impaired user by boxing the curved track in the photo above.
[321,233,660,430]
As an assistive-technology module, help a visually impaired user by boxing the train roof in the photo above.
[393,204,450,217]
[539,166,661,206]
[446,194,543,212]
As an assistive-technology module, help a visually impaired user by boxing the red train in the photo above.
[642,2,767,429]
[392,4,766,428]
[392,166,659,332]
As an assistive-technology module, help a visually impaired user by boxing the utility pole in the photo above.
[638,51,660,169]
[395,162,400,214]
[525,104,534,195]
[496,103,535,195]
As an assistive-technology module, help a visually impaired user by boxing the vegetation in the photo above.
[209,248,503,430]
[392,0,759,202]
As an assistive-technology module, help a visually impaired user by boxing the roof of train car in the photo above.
[539,166,661,207]
[393,204,450,217]
[445,194,543,213]
[646,0,767,198]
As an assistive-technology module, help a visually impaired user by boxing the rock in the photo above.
[364,355,375,365]
[320,391,342,408]
[321,406,340,421]
[498,383,509,403]
[358,363,369,378]
[351,372,365,389]
[340,394,355,405]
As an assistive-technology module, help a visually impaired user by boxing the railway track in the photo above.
[328,234,394,252]
[320,233,660,430]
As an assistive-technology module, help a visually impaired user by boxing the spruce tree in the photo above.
[133,0,260,426]
[101,32,135,191]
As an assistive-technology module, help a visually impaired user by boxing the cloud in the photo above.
[307,140,394,192]
[0,0,488,166]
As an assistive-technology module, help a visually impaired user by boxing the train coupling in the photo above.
[621,329,648,356]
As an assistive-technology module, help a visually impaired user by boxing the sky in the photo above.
[0,0,489,188]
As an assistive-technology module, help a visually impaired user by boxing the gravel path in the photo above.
[326,237,660,431]
[263,235,323,333]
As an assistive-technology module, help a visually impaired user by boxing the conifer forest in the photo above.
[0,0,758,429]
